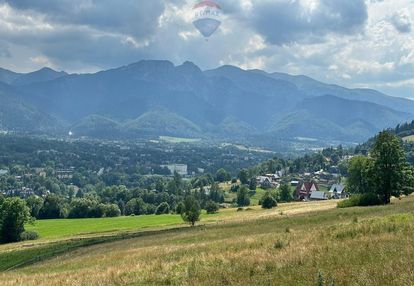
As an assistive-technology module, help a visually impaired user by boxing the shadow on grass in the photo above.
[0,226,191,272]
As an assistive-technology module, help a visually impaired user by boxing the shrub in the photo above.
[274,239,286,249]
[0,198,31,243]
[261,192,278,209]
[104,204,121,217]
[155,202,170,215]
[175,202,185,214]
[89,204,106,218]
[38,194,67,219]
[230,184,240,193]
[337,193,382,208]
[125,198,147,215]
[20,231,39,241]
[146,204,156,215]
[205,200,219,214]
[248,179,257,191]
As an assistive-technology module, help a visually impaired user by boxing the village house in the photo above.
[290,180,300,186]
[160,164,188,176]
[329,184,348,199]
[56,169,74,179]
[1,187,35,198]
[256,176,274,189]
[310,191,329,201]
[256,173,281,189]
[295,181,320,201]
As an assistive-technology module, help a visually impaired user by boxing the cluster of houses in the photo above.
[0,187,35,198]
[294,181,348,201]
[256,171,284,189]
[255,170,348,202]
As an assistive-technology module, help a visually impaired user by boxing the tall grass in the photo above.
[1,197,413,285]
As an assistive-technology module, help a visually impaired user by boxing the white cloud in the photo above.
[0,0,412,99]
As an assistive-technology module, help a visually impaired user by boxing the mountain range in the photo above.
[0,60,412,143]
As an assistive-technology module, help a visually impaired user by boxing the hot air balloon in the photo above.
[192,1,222,39]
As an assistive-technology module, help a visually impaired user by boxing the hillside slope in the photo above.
[0,86,61,132]
[271,95,412,141]
[1,198,414,286]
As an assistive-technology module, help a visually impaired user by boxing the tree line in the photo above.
[344,131,414,207]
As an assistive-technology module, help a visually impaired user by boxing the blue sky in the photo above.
[0,0,413,99]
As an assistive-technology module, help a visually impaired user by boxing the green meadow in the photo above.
[2,198,414,285]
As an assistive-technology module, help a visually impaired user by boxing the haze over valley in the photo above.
[1,61,412,147]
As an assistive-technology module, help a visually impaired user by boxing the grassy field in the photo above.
[1,197,414,285]
[403,135,414,142]
[25,214,185,240]
[250,187,267,205]
[159,136,201,144]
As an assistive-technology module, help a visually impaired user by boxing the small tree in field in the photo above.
[181,196,201,226]
[279,184,293,202]
[236,185,250,207]
[205,200,219,214]
[0,197,32,243]
[261,192,277,209]
[249,179,257,191]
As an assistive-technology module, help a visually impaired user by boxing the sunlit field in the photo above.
[403,135,414,142]
[1,197,414,285]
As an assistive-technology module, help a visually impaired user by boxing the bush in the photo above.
[155,202,170,215]
[261,192,278,209]
[0,198,31,243]
[175,202,185,214]
[20,231,39,241]
[89,204,106,218]
[104,204,121,217]
[39,194,67,219]
[274,239,286,249]
[125,198,147,215]
[248,179,257,191]
[205,200,219,214]
[230,184,240,193]
[337,193,382,208]
[146,204,156,215]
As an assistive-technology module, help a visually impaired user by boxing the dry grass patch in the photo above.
[1,197,414,285]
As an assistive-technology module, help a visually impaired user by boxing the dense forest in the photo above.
[355,120,414,164]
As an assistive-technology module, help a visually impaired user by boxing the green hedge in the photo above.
[337,193,383,208]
